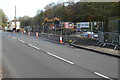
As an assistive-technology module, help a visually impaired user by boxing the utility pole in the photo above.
[15,5,17,31]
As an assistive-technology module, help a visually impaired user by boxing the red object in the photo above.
[36,32,38,37]
[22,32,24,35]
[28,31,30,36]
[88,34,90,38]
[60,35,63,43]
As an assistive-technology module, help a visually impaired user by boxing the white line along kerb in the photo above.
[47,52,74,65]
[94,72,113,80]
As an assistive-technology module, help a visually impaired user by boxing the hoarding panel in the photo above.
[64,22,74,29]
[80,22,89,28]
[11,22,15,28]
[16,21,20,29]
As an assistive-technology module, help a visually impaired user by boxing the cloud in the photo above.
[0,0,58,20]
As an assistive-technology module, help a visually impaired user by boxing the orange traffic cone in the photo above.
[60,35,63,43]
[13,30,16,33]
[36,32,38,37]
[88,34,90,38]
[28,31,30,36]
[22,32,24,35]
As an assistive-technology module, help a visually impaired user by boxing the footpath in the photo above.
[70,37,120,58]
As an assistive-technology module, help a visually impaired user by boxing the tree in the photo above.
[18,16,32,28]
[22,2,120,33]
[0,9,7,28]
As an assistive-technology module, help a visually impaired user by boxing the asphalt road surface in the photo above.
[2,31,119,79]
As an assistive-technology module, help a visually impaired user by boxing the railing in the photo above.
[98,31,120,49]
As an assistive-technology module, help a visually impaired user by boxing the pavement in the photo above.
[2,31,119,79]
[70,38,120,58]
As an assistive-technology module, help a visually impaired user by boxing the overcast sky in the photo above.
[0,0,61,20]
[0,0,119,20]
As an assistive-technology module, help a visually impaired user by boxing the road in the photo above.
[2,31,119,79]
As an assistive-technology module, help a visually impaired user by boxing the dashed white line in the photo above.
[28,44,33,47]
[46,52,74,65]
[32,46,40,50]
[94,72,113,80]
[28,44,73,65]
[14,38,17,39]
[28,44,40,50]
[12,37,17,39]
[19,40,25,43]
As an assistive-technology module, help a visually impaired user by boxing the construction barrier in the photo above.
[36,32,38,37]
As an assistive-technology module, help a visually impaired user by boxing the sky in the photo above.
[0,0,119,20]
[0,0,61,20]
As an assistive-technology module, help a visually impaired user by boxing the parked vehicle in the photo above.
[80,31,98,38]
[6,20,20,32]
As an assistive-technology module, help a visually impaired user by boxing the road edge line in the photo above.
[94,72,113,80]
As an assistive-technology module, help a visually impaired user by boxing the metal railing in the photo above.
[98,31,120,49]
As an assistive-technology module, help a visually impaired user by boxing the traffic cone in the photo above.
[88,34,90,38]
[13,30,16,33]
[60,35,63,43]
[28,31,30,36]
[36,32,38,37]
[22,32,24,35]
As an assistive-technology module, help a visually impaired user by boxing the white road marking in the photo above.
[28,44,40,50]
[12,37,17,39]
[28,44,33,47]
[46,52,74,65]
[19,40,25,43]
[94,72,113,80]
[14,37,17,39]
[32,46,40,50]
